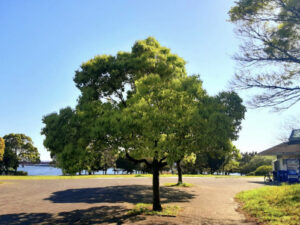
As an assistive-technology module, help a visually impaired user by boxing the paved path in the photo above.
[0,177,263,224]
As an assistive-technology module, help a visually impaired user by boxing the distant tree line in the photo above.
[115,151,273,176]
[0,133,40,175]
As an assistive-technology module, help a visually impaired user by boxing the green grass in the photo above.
[0,173,262,180]
[163,182,193,187]
[128,203,181,217]
[236,184,300,225]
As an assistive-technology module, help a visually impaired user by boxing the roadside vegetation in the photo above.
[236,184,300,225]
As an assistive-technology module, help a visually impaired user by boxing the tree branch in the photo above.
[125,152,151,167]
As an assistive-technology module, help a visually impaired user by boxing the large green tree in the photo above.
[229,0,300,109]
[73,37,188,211]
[43,37,245,212]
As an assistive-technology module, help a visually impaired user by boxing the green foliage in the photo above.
[240,155,273,175]
[238,152,257,166]
[74,37,187,104]
[0,137,4,161]
[229,0,300,109]
[2,148,19,172]
[181,153,197,174]
[116,157,138,173]
[223,160,240,174]
[254,165,272,176]
[3,133,40,164]
[236,184,300,225]
[14,171,28,176]
[128,203,180,217]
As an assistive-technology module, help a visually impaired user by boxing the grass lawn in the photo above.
[236,184,300,225]
[128,203,181,217]
[0,174,262,180]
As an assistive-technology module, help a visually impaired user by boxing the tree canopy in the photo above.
[229,0,300,110]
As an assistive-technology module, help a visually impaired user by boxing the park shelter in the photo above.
[259,129,300,183]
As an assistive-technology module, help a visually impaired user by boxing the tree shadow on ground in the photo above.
[45,185,195,204]
[0,206,149,225]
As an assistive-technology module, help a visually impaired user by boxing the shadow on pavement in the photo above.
[0,206,145,225]
[247,180,266,185]
[247,180,280,186]
[45,185,195,204]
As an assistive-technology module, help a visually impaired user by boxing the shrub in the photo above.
[236,184,300,225]
[14,171,28,176]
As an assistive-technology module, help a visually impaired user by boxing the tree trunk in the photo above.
[176,159,183,185]
[152,159,162,211]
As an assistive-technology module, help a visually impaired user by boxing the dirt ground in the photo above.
[0,177,264,225]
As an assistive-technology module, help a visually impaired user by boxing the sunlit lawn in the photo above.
[236,184,300,225]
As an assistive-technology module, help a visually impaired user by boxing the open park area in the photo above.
[0,176,263,225]
[1,1,299,224]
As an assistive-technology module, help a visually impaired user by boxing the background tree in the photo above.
[42,107,80,175]
[0,137,5,173]
[191,91,245,175]
[41,104,117,175]
[2,148,19,174]
[116,157,137,174]
[229,0,300,110]
[239,155,274,175]
[180,153,197,174]
[3,134,40,165]
[0,137,4,161]
[222,145,241,175]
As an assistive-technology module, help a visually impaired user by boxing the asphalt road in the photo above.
[0,177,264,225]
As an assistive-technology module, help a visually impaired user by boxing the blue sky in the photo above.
[0,0,298,161]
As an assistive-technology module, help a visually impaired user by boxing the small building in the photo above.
[259,129,300,183]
